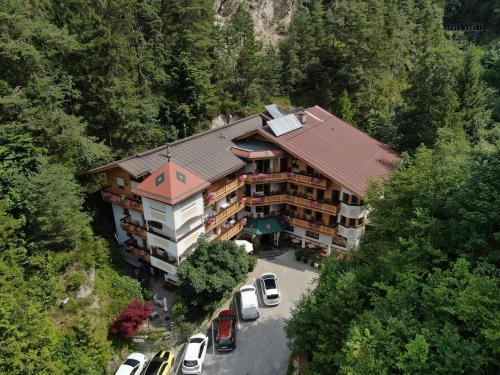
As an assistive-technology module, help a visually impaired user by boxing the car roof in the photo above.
[184,334,207,361]
[218,309,236,318]
[217,315,234,339]
[127,352,146,362]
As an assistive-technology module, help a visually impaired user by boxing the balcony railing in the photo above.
[151,248,178,266]
[245,193,287,206]
[244,192,337,215]
[204,178,245,206]
[120,216,147,238]
[244,172,327,188]
[205,200,245,232]
[285,216,337,237]
[216,220,245,241]
[124,238,150,262]
[102,188,143,211]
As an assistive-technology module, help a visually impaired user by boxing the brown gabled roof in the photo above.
[87,114,264,182]
[257,106,400,196]
[132,161,210,205]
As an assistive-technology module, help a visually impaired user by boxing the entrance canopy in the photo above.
[243,217,286,235]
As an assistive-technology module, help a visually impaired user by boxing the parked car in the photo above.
[182,333,208,374]
[215,309,237,351]
[115,353,146,375]
[259,273,281,306]
[239,284,259,320]
[143,351,174,375]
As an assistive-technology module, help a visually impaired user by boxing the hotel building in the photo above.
[89,105,400,285]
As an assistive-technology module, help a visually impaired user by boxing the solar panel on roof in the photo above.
[265,104,284,119]
[268,114,303,137]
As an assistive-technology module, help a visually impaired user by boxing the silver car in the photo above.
[259,273,281,306]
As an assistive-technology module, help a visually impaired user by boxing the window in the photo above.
[198,342,206,358]
[229,191,237,199]
[306,230,319,239]
[305,186,314,193]
[305,209,312,215]
[290,183,298,190]
[332,190,340,204]
[351,195,358,205]
[342,192,349,203]
[349,218,356,227]
[317,189,324,201]
[122,208,129,215]
[358,217,364,226]
[150,199,166,213]
[340,216,347,226]
[148,220,163,230]
[116,177,125,188]
[306,166,314,175]
[330,215,337,226]
[245,206,252,212]
[360,199,364,206]
[289,205,297,211]
[256,184,264,192]
[315,212,322,222]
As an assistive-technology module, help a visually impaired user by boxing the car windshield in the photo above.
[145,359,162,374]
[267,294,279,299]
[190,337,204,344]
[124,359,140,367]
[264,278,276,289]
[184,360,198,367]
[241,287,254,293]
[218,338,232,346]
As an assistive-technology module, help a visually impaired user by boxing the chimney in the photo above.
[297,110,307,124]
[166,143,171,162]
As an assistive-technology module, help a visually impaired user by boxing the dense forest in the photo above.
[0,0,498,374]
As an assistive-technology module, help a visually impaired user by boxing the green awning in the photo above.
[243,217,286,235]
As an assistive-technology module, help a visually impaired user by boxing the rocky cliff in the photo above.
[214,0,294,44]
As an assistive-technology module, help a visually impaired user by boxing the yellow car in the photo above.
[143,351,174,375]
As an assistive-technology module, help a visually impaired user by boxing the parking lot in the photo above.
[174,250,319,375]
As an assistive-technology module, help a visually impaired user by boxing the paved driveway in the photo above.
[196,250,318,375]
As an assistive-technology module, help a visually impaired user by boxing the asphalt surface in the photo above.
[179,250,319,375]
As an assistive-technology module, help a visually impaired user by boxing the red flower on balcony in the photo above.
[239,174,247,181]
[240,197,247,203]
[130,200,138,207]
[205,217,216,225]
[207,192,216,202]
[253,196,264,202]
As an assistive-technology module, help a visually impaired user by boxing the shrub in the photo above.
[295,249,303,261]
[248,255,257,271]
[172,299,189,323]
[110,299,153,338]
[67,271,86,291]
[253,237,261,252]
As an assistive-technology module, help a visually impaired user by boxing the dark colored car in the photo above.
[215,309,237,351]
[142,351,174,375]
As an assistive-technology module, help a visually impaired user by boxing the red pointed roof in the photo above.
[132,161,210,205]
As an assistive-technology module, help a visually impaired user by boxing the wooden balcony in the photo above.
[101,188,143,211]
[120,216,147,238]
[245,193,287,206]
[286,195,337,214]
[215,220,245,241]
[244,193,337,215]
[125,239,150,262]
[244,172,327,188]
[204,178,245,206]
[205,200,245,232]
[286,217,337,237]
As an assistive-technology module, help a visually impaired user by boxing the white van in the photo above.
[239,285,259,320]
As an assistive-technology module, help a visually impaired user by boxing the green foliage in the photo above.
[67,270,87,291]
[177,237,252,312]
[172,299,189,323]
[285,130,500,374]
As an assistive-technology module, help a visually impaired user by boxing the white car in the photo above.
[259,273,281,306]
[182,333,208,374]
[115,352,146,375]
[239,284,260,320]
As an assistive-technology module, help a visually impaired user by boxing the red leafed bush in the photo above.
[110,299,153,338]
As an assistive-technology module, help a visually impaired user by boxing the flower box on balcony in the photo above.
[205,217,216,225]
[207,192,216,202]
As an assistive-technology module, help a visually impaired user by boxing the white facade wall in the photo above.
[112,204,129,244]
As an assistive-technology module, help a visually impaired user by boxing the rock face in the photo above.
[214,0,294,44]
